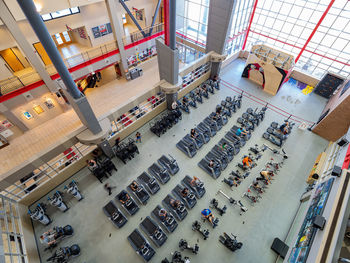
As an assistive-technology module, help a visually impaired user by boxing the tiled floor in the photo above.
[0,58,160,180]
[30,59,329,263]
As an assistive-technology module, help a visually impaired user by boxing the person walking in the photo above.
[104,183,116,196]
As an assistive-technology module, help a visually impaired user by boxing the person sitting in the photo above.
[170,199,181,209]
[236,127,248,137]
[279,121,289,135]
[208,159,215,168]
[130,181,139,192]
[196,88,202,96]
[182,96,189,106]
[259,170,272,184]
[119,191,130,204]
[40,230,56,247]
[86,159,98,170]
[158,208,168,221]
[181,187,189,198]
[216,106,222,115]
[190,129,198,139]
[190,176,201,187]
[171,101,178,110]
[252,179,262,191]
[222,142,228,150]
[242,155,253,168]
[201,208,215,224]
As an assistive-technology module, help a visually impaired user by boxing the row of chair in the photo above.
[127,175,206,262]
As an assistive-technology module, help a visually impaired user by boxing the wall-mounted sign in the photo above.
[23,111,33,120]
[78,27,87,39]
[33,105,44,115]
[92,23,112,39]
[2,120,13,128]
[92,27,101,38]
[99,24,108,36]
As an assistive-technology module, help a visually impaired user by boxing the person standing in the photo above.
[135,132,142,143]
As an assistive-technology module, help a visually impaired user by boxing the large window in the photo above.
[246,0,350,78]
[177,0,210,45]
[41,7,80,21]
[225,0,255,56]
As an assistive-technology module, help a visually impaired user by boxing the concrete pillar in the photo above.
[17,0,102,135]
[105,0,129,76]
[205,0,235,77]
[0,0,58,93]
[156,39,182,109]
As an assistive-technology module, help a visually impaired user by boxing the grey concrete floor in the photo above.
[30,59,329,263]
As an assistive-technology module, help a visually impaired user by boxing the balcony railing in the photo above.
[122,23,164,47]
[0,41,118,96]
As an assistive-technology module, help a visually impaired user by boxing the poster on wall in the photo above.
[92,27,101,38]
[99,24,108,36]
[44,99,55,109]
[135,10,143,21]
[33,105,44,115]
[106,23,112,34]
[23,112,33,120]
[78,27,87,39]
[2,120,13,128]
[0,124,6,133]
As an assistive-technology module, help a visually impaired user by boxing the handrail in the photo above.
[0,40,118,96]
[122,23,164,46]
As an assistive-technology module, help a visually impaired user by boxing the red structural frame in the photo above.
[295,0,336,63]
[249,30,350,67]
[164,0,170,46]
[242,0,258,50]
[0,31,165,103]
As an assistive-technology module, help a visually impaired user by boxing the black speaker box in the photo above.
[313,215,326,230]
[332,166,342,177]
[271,238,289,259]
[338,138,349,147]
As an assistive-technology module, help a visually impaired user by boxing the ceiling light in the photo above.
[34,2,42,12]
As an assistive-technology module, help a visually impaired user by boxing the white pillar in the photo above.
[105,0,129,76]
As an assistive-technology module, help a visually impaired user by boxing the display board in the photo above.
[288,177,334,263]
[314,73,345,99]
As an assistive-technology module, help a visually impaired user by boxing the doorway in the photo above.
[33,42,52,66]
[52,31,72,47]
[0,48,25,72]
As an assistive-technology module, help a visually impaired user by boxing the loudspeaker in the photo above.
[271,238,289,259]
[332,166,342,177]
[313,215,326,230]
[338,138,349,147]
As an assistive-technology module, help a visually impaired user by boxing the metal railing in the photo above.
[122,23,164,46]
[1,142,95,201]
[0,41,118,96]
[109,92,166,138]
[181,62,211,89]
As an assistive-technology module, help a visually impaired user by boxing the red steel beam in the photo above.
[242,0,258,50]
[295,0,335,63]
[164,0,170,46]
